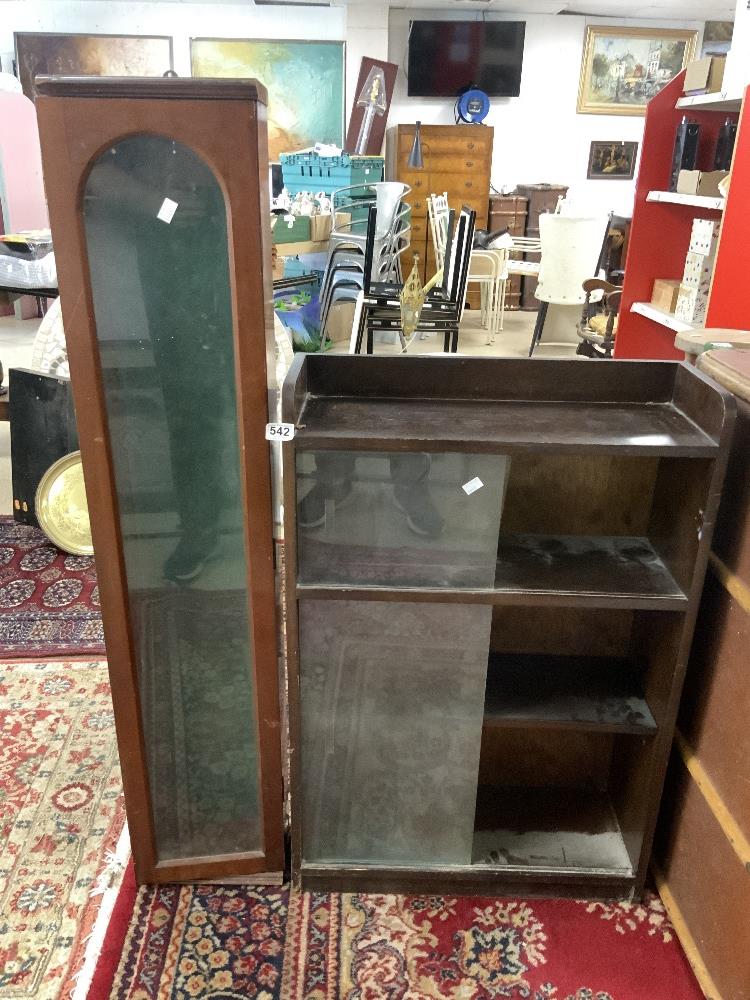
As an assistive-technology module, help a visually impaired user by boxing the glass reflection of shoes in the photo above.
[298,482,353,529]
[164,531,218,584]
[393,484,444,539]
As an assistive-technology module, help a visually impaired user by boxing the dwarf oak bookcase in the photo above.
[35,77,284,884]
[282,355,733,898]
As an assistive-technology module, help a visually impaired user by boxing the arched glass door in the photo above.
[83,136,262,862]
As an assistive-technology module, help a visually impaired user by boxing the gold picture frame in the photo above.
[577,26,697,116]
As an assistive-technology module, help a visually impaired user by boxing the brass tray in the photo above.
[35,451,93,555]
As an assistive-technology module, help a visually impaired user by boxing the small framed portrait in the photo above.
[587,140,639,180]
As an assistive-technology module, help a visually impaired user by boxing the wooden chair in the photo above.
[576,278,622,358]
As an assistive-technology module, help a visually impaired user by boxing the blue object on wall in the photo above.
[456,88,491,124]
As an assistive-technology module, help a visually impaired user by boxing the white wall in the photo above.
[0,0,387,123]
[388,9,704,217]
[0,1,715,217]
[724,0,750,95]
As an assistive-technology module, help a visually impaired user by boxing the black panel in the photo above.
[9,367,78,525]
[407,20,525,97]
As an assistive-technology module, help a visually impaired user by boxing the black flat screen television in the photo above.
[407,20,525,98]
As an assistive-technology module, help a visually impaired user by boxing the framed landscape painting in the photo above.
[587,140,638,179]
[14,33,173,99]
[191,38,344,161]
[577,26,697,116]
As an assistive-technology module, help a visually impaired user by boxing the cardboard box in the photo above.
[676,283,708,325]
[689,218,721,256]
[682,251,715,292]
[677,169,729,198]
[651,278,681,313]
[325,300,356,344]
[683,55,726,95]
[309,213,333,242]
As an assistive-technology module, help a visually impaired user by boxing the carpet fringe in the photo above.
[69,822,131,1000]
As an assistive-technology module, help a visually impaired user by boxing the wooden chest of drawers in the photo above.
[389,124,493,291]
[489,195,528,310]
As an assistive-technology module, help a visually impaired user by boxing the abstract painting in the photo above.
[577,26,697,116]
[14,33,173,99]
[191,38,344,161]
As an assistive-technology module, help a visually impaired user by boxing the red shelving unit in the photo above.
[615,72,745,360]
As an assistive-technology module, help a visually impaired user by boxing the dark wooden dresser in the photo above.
[655,348,750,1000]
[489,194,528,310]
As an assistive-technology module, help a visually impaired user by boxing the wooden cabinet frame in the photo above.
[282,355,734,898]
[36,77,284,883]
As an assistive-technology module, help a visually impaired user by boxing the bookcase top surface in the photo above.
[283,356,732,457]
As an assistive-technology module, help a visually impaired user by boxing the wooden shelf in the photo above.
[676,93,742,112]
[298,533,688,609]
[297,396,718,456]
[286,353,734,899]
[494,533,685,602]
[646,190,724,210]
[483,653,657,735]
[473,786,633,875]
[631,301,698,334]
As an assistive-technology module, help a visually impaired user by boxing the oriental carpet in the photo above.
[0,518,104,659]
[0,658,125,998]
[280,889,702,1000]
[102,884,702,1000]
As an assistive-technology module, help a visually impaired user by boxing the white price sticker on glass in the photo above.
[157,197,179,224]
[462,477,484,496]
[265,422,296,441]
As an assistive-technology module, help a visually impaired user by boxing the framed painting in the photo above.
[587,140,638,179]
[577,26,697,116]
[14,33,173,99]
[191,38,344,162]
[701,20,734,57]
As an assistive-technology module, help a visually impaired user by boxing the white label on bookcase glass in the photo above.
[462,477,484,496]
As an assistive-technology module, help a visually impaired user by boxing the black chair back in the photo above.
[361,204,377,295]
[451,207,477,312]
[440,209,456,295]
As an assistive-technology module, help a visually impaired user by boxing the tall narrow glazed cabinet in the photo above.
[36,78,284,883]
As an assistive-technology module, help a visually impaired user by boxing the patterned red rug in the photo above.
[106,882,288,998]
[0,517,104,658]
[282,890,703,1000]
[0,658,125,999]
[98,883,701,1000]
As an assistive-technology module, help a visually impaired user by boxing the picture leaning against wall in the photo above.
[191,38,345,161]
[14,33,174,99]
[577,26,697,116]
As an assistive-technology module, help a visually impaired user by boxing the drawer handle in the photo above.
[465,160,474,168]
[414,180,423,188]
[465,180,473,188]
[467,142,475,150]
[414,201,423,210]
